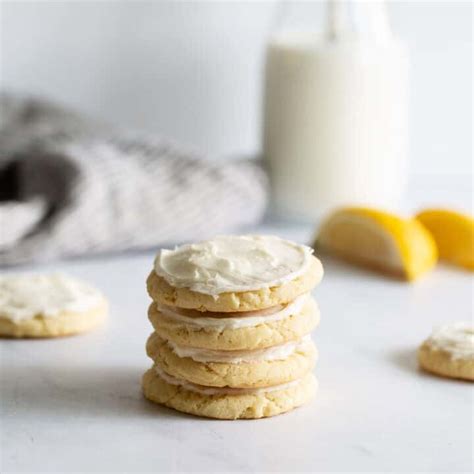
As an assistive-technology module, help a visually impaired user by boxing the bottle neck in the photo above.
[325,0,392,43]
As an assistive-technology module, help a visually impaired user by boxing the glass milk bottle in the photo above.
[263,0,409,221]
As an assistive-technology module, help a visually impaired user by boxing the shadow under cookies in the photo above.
[388,347,472,384]
[0,364,189,420]
[389,347,420,374]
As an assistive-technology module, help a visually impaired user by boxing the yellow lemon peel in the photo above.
[316,207,438,281]
[416,209,474,271]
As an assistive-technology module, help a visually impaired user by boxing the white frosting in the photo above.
[427,322,474,360]
[0,273,106,322]
[154,235,314,295]
[154,364,302,396]
[156,293,311,330]
[167,335,313,364]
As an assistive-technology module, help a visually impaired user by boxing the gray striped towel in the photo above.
[0,93,267,265]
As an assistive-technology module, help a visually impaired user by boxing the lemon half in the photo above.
[416,209,474,271]
[316,207,438,281]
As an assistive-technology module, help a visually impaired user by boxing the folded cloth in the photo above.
[0,93,267,265]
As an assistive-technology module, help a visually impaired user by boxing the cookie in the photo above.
[142,367,317,419]
[147,256,322,313]
[0,273,107,338]
[148,295,319,350]
[418,322,474,381]
[148,235,323,312]
[146,332,317,388]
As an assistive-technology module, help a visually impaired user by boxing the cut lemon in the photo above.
[316,207,438,281]
[416,209,474,271]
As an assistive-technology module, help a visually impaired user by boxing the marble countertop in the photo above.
[1,177,473,472]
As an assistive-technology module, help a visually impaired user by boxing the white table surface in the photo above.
[1,179,473,473]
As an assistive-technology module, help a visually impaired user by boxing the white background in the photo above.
[0,0,472,179]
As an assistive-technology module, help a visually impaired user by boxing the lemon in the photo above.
[416,209,474,271]
[316,207,438,281]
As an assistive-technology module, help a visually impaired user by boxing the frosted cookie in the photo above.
[148,294,319,350]
[147,235,323,312]
[146,332,317,388]
[418,322,474,381]
[142,366,317,419]
[0,273,107,338]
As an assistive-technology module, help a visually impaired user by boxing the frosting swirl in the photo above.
[167,335,313,364]
[154,235,314,295]
[427,322,474,360]
[156,293,312,330]
[0,273,106,322]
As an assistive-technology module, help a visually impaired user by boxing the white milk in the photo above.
[263,2,409,220]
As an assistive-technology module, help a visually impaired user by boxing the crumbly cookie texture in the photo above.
[147,256,323,312]
[0,303,107,338]
[142,369,317,419]
[146,332,317,388]
[418,342,474,381]
[148,297,319,351]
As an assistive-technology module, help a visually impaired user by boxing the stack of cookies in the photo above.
[143,235,323,419]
